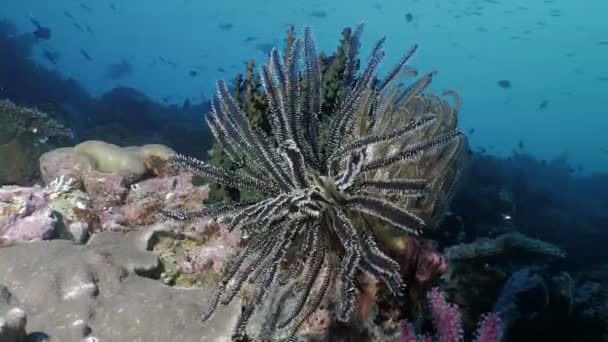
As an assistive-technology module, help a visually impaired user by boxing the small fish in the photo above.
[405,13,414,22]
[218,23,233,31]
[468,128,475,135]
[598,41,608,46]
[64,11,74,19]
[109,3,117,10]
[80,3,93,11]
[243,36,257,42]
[43,49,60,64]
[537,100,549,110]
[72,22,84,32]
[86,25,94,35]
[518,140,525,149]
[80,49,93,62]
[601,148,608,154]
[217,67,226,73]
[308,10,327,18]
[373,4,382,10]
[105,59,132,79]
[497,80,512,88]
[189,70,198,77]
[30,18,51,39]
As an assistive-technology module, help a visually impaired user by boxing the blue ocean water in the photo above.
[2,0,607,172]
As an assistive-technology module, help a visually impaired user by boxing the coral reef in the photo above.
[444,232,565,261]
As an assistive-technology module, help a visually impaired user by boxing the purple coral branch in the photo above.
[400,287,503,342]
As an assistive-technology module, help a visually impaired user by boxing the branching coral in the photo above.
[163,24,467,340]
[400,288,503,342]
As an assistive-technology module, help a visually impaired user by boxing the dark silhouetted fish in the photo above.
[158,56,177,68]
[105,59,133,79]
[243,36,257,42]
[73,22,84,32]
[218,23,233,31]
[217,67,226,73]
[30,18,51,40]
[64,11,74,19]
[468,128,475,135]
[598,41,608,46]
[537,100,549,110]
[80,3,93,12]
[80,49,93,62]
[308,10,327,18]
[86,25,94,35]
[518,140,525,149]
[43,49,60,64]
[109,3,117,10]
[189,70,198,77]
[497,80,512,88]
[405,13,414,22]
[601,148,608,154]
[373,4,382,10]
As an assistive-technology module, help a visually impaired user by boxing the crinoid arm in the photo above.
[163,23,467,340]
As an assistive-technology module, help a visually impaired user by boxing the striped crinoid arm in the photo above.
[345,194,426,235]
[332,210,363,321]
[325,35,386,159]
[351,178,429,197]
[360,129,464,174]
[160,200,256,222]
[198,217,290,323]
[169,153,279,195]
[214,80,296,192]
[359,219,405,295]
[327,114,438,177]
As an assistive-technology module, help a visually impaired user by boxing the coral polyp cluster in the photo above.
[163,24,467,340]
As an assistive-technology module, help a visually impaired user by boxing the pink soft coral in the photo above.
[400,288,503,342]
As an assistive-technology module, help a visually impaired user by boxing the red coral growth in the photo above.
[396,238,447,288]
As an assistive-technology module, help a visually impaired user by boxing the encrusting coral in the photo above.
[163,24,468,340]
